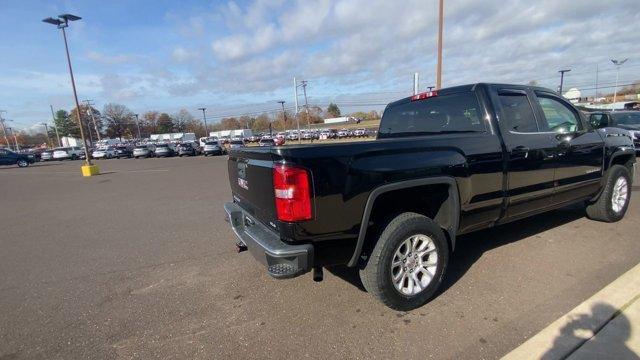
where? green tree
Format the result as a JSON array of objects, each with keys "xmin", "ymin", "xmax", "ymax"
[
  {"xmin": 54, "ymin": 109, "xmax": 80, "ymax": 138},
  {"xmin": 326, "ymin": 102, "xmax": 341, "ymax": 118},
  {"xmin": 157, "ymin": 113, "xmax": 174, "ymax": 133}
]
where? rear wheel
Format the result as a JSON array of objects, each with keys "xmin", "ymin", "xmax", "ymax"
[
  {"xmin": 586, "ymin": 165, "xmax": 631, "ymax": 222},
  {"xmin": 359, "ymin": 212, "xmax": 449, "ymax": 310}
]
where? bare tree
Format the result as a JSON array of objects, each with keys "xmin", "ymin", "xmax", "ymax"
[{"xmin": 103, "ymin": 103, "xmax": 134, "ymax": 139}]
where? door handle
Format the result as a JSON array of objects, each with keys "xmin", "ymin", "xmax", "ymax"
[{"xmin": 511, "ymin": 146, "xmax": 529, "ymax": 154}]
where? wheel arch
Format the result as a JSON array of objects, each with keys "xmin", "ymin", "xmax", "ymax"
[
  {"xmin": 607, "ymin": 148, "xmax": 635, "ymax": 170},
  {"xmin": 347, "ymin": 177, "xmax": 460, "ymax": 267}
]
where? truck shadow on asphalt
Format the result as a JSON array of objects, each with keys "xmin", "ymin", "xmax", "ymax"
[{"xmin": 328, "ymin": 203, "xmax": 586, "ymax": 295}]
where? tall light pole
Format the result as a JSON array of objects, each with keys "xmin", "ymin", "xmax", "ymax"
[
  {"xmin": 277, "ymin": 100, "xmax": 287, "ymax": 132},
  {"xmin": 133, "ymin": 113, "xmax": 141, "ymax": 139},
  {"xmin": 611, "ymin": 58, "xmax": 628, "ymax": 104},
  {"xmin": 435, "ymin": 0, "xmax": 444, "ymax": 90},
  {"xmin": 300, "ymin": 80, "xmax": 310, "ymax": 131},
  {"xmin": 198, "ymin": 108, "xmax": 208, "ymax": 137},
  {"xmin": 40, "ymin": 123, "xmax": 53, "ymax": 148},
  {"xmin": 43, "ymin": 14, "xmax": 93, "ymax": 166},
  {"xmin": 293, "ymin": 77, "xmax": 301, "ymax": 143},
  {"xmin": 558, "ymin": 69, "xmax": 571, "ymax": 94},
  {"xmin": 49, "ymin": 105, "xmax": 61, "ymax": 147}
]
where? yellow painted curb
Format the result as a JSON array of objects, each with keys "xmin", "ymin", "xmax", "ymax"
[{"xmin": 81, "ymin": 165, "xmax": 100, "ymax": 177}]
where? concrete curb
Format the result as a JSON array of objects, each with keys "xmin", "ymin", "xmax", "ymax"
[{"xmin": 502, "ymin": 262, "xmax": 640, "ymax": 360}]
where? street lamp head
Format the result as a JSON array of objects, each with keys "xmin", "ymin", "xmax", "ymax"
[
  {"xmin": 42, "ymin": 17, "xmax": 63, "ymax": 26},
  {"xmin": 611, "ymin": 59, "xmax": 628, "ymax": 66},
  {"xmin": 197, "ymin": 107, "xmax": 206, "ymax": 111},
  {"xmin": 59, "ymin": 14, "xmax": 81, "ymax": 22},
  {"xmin": 559, "ymin": 69, "xmax": 571, "ymax": 73}
]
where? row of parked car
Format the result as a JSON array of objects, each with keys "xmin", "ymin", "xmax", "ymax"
[
  {"xmin": 242, "ymin": 128, "xmax": 375, "ymax": 143},
  {"xmin": 34, "ymin": 141, "xmax": 226, "ymax": 162}
]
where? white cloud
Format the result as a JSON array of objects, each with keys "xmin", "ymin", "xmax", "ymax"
[
  {"xmin": 171, "ymin": 47, "xmax": 194, "ymax": 63},
  {"xmin": 86, "ymin": 51, "xmax": 135, "ymax": 65}
]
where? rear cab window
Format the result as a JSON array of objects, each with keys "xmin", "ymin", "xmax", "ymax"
[{"xmin": 378, "ymin": 92, "xmax": 485, "ymax": 139}]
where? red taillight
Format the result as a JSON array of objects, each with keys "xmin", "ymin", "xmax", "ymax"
[
  {"xmin": 410, "ymin": 90, "xmax": 438, "ymax": 101},
  {"xmin": 273, "ymin": 165, "xmax": 312, "ymax": 222}
]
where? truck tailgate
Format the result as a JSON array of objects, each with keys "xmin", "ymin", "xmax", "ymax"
[{"xmin": 227, "ymin": 148, "xmax": 279, "ymax": 229}]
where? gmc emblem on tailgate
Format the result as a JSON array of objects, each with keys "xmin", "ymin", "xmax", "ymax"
[{"xmin": 237, "ymin": 162, "xmax": 249, "ymax": 190}]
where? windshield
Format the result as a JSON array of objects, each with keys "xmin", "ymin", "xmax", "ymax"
[
  {"xmin": 231, "ymin": 140, "xmax": 243, "ymax": 145},
  {"xmin": 613, "ymin": 112, "xmax": 640, "ymax": 125},
  {"xmin": 260, "ymin": 139, "xmax": 274, "ymax": 143},
  {"xmin": 205, "ymin": 142, "xmax": 218, "ymax": 145},
  {"xmin": 378, "ymin": 92, "xmax": 484, "ymax": 139}
]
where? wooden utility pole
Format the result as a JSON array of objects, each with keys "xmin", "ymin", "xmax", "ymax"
[{"xmin": 436, "ymin": 0, "xmax": 444, "ymax": 90}]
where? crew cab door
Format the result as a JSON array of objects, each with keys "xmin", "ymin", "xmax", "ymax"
[
  {"xmin": 492, "ymin": 87, "xmax": 559, "ymax": 219},
  {"xmin": 531, "ymin": 91, "xmax": 604, "ymax": 204}
]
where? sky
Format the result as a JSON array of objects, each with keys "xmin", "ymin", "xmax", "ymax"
[{"xmin": 1, "ymin": 0, "xmax": 639, "ymax": 131}]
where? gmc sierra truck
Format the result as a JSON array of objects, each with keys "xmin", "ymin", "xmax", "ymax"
[{"xmin": 224, "ymin": 83, "xmax": 635, "ymax": 310}]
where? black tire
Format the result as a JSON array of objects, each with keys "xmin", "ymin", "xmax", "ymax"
[
  {"xmin": 71, "ymin": 154, "xmax": 78, "ymax": 160},
  {"xmin": 359, "ymin": 212, "xmax": 449, "ymax": 311},
  {"xmin": 586, "ymin": 165, "xmax": 631, "ymax": 222},
  {"xmin": 17, "ymin": 159, "xmax": 29, "ymax": 168}
]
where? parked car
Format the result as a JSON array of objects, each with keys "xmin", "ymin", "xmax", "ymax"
[
  {"xmin": 177, "ymin": 142, "xmax": 197, "ymax": 156},
  {"xmin": 589, "ymin": 111, "xmax": 640, "ymax": 152},
  {"xmin": 274, "ymin": 137, "xmax": 286, "ymax": 146},
  {"xmin": 258, "ymin": 138, "xmax": 276, "ymax": 147},
  {"xmin": 154, "ymin": 143, "xmax": 175, "ymax": 157},
  {"xmin": 354, "ymin": 128, "xmax": 367, "ymax": 137},
  {"xmin": 53, "ymin": 146, "xmax": 83, "ymax": 160},
  {"xmin": 203, "ymin": 141, "xmax": 224, "ymax": 156},
  {"xmin": 40, "ymin": 150, "xmax": 54, "ymax": 161},
  {"xmin": 0, "ymin": 148, "xmax": 35, "ymax": 167},
  {"xmin": 115, "ymin": 145, "xmax": 133, "ymax": 158},
  {"xmin": 92, "ymin": 146, "xmax": 117, "ymax": 159},
  {"xmin": 133, "ymin": 145, "xmax": 154, "ymax": 158},
  {"xmin": 229, "ymin": 139, "xmax": 245, "ymax": 150},
  {"xmin": 246, "ymin": 134, "xmax": 260, "ymax": 143},
  {"xmin": 337, "ymin": 129, "xmax": 350, "ymax": 138},
  {"xmin": 224, "ymin": 83, "xmax": 636, "ymax": 310}
]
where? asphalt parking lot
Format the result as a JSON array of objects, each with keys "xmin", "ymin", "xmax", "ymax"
[{"xmin": 0, "ymin": 157, "xmax": 638, "ymax": 359}]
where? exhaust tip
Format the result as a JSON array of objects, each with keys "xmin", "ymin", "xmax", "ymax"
[
  {"xmin": 313, "ymin": 266, "xmax": 323, "ymax": 282},
  {"xmin": 235, "ymin": 241, "xmax": 248, "ymax": 253}
]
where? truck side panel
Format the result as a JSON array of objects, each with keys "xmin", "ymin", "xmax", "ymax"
[{"xmin": 272, "ymin": 133, "xmax": 505, "ymax": 244}]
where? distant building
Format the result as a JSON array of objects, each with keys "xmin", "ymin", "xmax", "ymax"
[
  {"xmin": 324, "ymin": 116, "xmax": 355, "ymax": 124},
  {"xmin": 209, "ymin": 129, "xmax": 253, "ymax": 138},
  {"xmin": 149, "ymin": 132, "xmax": 197, "ymax": 142}
]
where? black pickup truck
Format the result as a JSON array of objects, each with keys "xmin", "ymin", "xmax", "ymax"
[{"xmin": 224, "ymin": 83, "xmax": 635, "ymax": 310}]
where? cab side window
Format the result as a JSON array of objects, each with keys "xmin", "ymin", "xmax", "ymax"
[
  {"xmin": 497, "ymin": 93, "xmax": 539, "ymax": 133},
  {"xmin": 535, "ymin": 96, "xmax": 581, "ymax": 133},
  {"xmin": 0, "ymin": 149, "xmax": 7, "ymax": 156}
]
